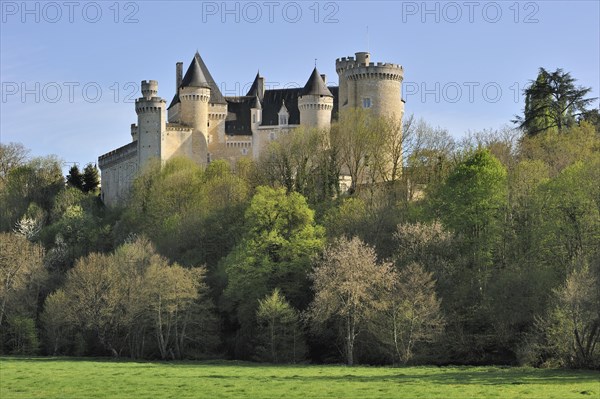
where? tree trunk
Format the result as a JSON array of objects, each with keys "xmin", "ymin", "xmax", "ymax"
[{"xmin": 346, "ymin": 314, "xmax": 354, "ymax": 366}]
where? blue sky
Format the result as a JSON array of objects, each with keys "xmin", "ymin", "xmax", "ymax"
[{"xmin": 1, "ymin": 0, "xmax": 598, "ymax": 171}]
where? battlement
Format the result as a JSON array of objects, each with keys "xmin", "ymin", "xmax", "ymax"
[
  {"xmin": 336, "ymin": 52, "xmax": 402, "ymax": 74},
  {"xmin": 141, "ymin": 80, "xmax": 159, "ymax": 98},
  {"xmin": 336, "ymin": 56, "xmax": 355, "ymax": 63},
  {"xmin": 345, "ymin": 64, "xmax": 404, "ymax": 82},
  {"xmin": 135, "ymin": 97, "xmax": 166, "ymax": 114},
  {"xmin": 98, "ymin": 141, "xmax": 137, "ymax": 168}
]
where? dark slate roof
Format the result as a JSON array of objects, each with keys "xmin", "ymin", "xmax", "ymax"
[
  {"xmin": 181, "ymin": 56, "xmax": 210, "ymax": 89},
  {"xmin": 225, "ymin": 96, "xmax": 255, "ymax": 135},
  {"xmin": 224, "ymin": 86, "xmax": 339, "ymax": 134},
  {"xmin": 261, "ymin": 88, "xmax": 301, "ymax": 126},
  {"xmin": 168, "ymin": 93, "xmax": 179, "ymax": 110},
  {"xmin": 246, "ymin": 72, "xmax": 264, "ymax": 101},
  {"xmin": 301, "ymin": 67, "xmax": 333, "ymax": 97},
  {"xmin": 259, "ymin": 85, "xmax": 339, "ymax": 126},
  {"xmin": 174, "ymin": 52, "xmax": 226, "ymax": 105}
]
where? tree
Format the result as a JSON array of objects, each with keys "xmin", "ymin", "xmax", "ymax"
[
  {"xmin": 0, "ymin": 233, "xmax": 46, "ymax": 330},
  {"xmin": 330, "ymin": 108, "xmax": 383, "ymax": 192},
  {"xmin": 220, "ymin": 186, "xmax": 324, "ymax": 358},
  {"xmin": 82, "ymin": 163, "xmax": 100, "ymax": 193},
  {"xmin": 5, "ymin": 315, "xmax": 39, "ymax": 354},
  {"xmin": 308, "ymin": 237, "xmax": 393, "ymax": 366},
  {"xmin": 41, "ymin": 237, "xmax": 218, "ymax": 359},
  {"xmin": 120, "ymin": 157, "xmax": 249, "ymax": 268},
  {"xmin": 403, "ymin": 119, "xmax": 456, "ymax": 199},
  {"xmin": 0, "ymin": 142, "xmax": 29, "ymax": 184},
  {"xmin": 375, "ymin": 263, "xmax": 444, "ymax": 364},
  {"xmin": 541, "ymin": 262, "xmax": 600, "ymax": 368},
  {"xmin": 257, "ymin": 126, "xmax": 338, "ymax": 203},
  {"xmin": 145, "ymin": 262, "xmax": 211, "ymax": 359},
  {"xmin": 255, "ymin": 288, "xmax": 305, "ymax": 363},
  {"xmin": 0, "ymin": 156, "xmax": 64, "ymax": 231},
  {"xmin": 514, "ymin": 68, "xmax": 597, "ymax": 136},
  {"xmin": 431, "ymin": 149, "xmax": 507, "ymax": 287},
  {"xmin": 66, "ymin": 165, "xmax": 84, "ymax": 191}
]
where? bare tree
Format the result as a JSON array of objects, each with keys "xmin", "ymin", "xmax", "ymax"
[
  {"xmin": 375, "ymin": 262, "xmax": 445, "ymax": 364},
  {"xmin": 308, "ymin": 236, "xmax": 393, "ymax": 365},
  {"xmin": 0, "ymin": 142, "xmax": 29, "ymax": 184}
]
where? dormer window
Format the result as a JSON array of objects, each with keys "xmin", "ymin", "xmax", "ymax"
[{"xmin": 278, "ymin": 100, "xmax": 289, "ymax": 126}]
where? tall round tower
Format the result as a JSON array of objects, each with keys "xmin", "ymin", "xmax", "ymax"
[
  {"xmin": 340, "ymin": 52, "xmax": 404, "ymax": 121},
  {"xmin": 336, "ymin": 52, "xmax": 404, "ymax": 122},
  {"xmin": 179, "ymin": 57, "xmax": 211, "ymax": 165},
  {"xmin": 298, "ymin": 67, "xmax": 334, "ymax": 130},
  {"xmin": 136, "ymin": 80, "xmax": 166, "ymax": 169}
]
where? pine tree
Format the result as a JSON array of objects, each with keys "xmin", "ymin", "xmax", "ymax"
[
  {"xmin": 66, "ymin": 165, "xmax": 84, "ymax": 190},
  {"xmin": 82, "ymin": 163, "xmax": 100, "ymax": 193}
]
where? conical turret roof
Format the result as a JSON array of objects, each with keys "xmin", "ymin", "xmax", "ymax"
[
  {"xmin": 181, "ymin": 56, "xmax": 210, "ymax": 89},
  {"xmin": 301, "ymin": 67, "xmax": 333, "ymax": 97},
  {"xmin": 246, "ymin": 71, "xmax": 264, "ymax": 101},
  {"xmin": 179, "ymin": 52, "xmax": 227, "ymax": 104}
]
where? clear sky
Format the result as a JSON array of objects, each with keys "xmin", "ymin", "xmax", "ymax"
[{"xmin": 1, "ymin": 0, "xmax": 598, "ymax": 170}]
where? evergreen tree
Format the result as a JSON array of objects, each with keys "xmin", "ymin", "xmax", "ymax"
[
  {"xmin": 66, "ymin": 165, "xmax": 83, "ymax": 190},
  {"xmin": 82, "ymin": 163, "xmax": 100, "ymax": 193},
  {"xmin": 514, "ymin": 68, "xmax": 597, "ymax": 136}
]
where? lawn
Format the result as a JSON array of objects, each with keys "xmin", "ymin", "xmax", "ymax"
[{"xmin": 0, "ymin": 357, "xmax": 598, "ymax": 398}]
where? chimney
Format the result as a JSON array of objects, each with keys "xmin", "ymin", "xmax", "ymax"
[
  {"xmin": 320, "ymin": 74, "xmax": 327, "ymax": 84},
  {"xmin": 176, "ymin": 62, "xmax": 183, "ymax": 90}
]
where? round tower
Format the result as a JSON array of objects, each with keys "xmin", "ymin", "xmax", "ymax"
[
  {"xmin": 298, "ymin": 67, "xmax": 334, "ymax": 130},
  {"xmin": 136, "ymin": 80, "xmax": 166, "ymax": 169},
  {"xmin": 179, "ymin": 85, "xmax": 210, "ymax": 164},
  {"xmin": 335, "ymin": 56, "xmax": 354, "ymax": 110},
  {"xmin": 178, "ymin": 55, "xmax": 212, "ymax": 165},
  {"xmin": 343, "ymin": 52, "xmax": 404, "ymax": 122}
]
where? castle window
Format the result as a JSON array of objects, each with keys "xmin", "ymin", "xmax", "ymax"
[
  {"xmin": 270, "ymin": 132, "xmax": 276, "ymax": 141},
  {"xmin": 279, "ymin": 115, "xmax": 288, "ymax": 125},
  {"xmin": 362, "ymin": 98, "xmax": 372, "ymax": 108},
  {"xmin": 252, "ymin": 114, "xmax": 256, "ymax": 123}
]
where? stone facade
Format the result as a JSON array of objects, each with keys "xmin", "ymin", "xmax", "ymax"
[{"xmin": 98, "ymin": 51, "xmax": 404, "ymax": 206}]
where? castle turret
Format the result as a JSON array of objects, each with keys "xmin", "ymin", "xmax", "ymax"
[
  {"xmin": 135, "ymin": 80, "xmax": 166, "ymax": 168},
  {"xmin": 250, "ymin": 94, "xmax": 262, "ymax": 131},
  {"xmin": 336, "ymin": 51, "xmax": 404, "ymax": 121},
  {"xmin": 298, "ymin": 67, "xmax": 334, "ymax": 130},
  {"xmin": 179, "ymin": 55, "xmax": 211, "ymax": 165}
]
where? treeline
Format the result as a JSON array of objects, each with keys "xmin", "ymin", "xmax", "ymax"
[{"xmin": 1, "ymin": 70, "xmax": 599, "ymax": 368}]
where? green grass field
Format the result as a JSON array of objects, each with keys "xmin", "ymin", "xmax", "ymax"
[{"xmin": 1, "ymin": 357, "xmax": 598, "ymax": 399}]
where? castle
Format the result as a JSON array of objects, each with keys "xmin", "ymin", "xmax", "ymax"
[{"xmin": 98, "ymin": 51, "xmax": 404, "ymax": 206}]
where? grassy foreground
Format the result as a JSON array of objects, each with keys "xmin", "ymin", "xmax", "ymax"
[{"xmin": 1, "ymin": 357, "xmax": 598, "ymax": 399}]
